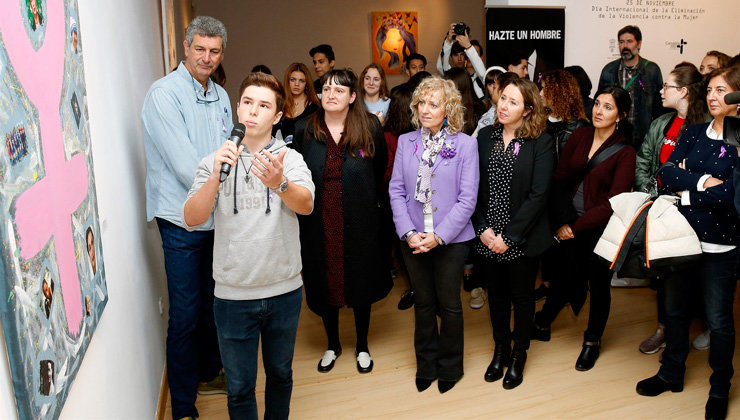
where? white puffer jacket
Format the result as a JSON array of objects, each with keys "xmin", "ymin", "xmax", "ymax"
[{"xmin": 594, "ymin": 192, "xmax": 702, "ymax": 270}]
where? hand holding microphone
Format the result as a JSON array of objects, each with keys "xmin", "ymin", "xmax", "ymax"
[{"xmin": 218, "ymin": 123, "xmax": 246, "ymax": 182}]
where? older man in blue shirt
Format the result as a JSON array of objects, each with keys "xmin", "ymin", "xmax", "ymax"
[{"xmin": 142, "ymin": 16, "xmax": 232, "ymax": 420}]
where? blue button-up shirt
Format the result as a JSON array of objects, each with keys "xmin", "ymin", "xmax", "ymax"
[{"xmin": 142, "ymin": 62, "xmax": 233, "ymax": 230}]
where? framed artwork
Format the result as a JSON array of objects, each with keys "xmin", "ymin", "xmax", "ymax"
[
  {"xmin": 0, "ymin": 0, "xmax": 108, "ymax": 418},
  {"xmin": 371, "ymin": 11, "xmax": 418, "ymax": 76}
]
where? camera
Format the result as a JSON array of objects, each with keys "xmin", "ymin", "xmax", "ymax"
[
  {"xmin": 453, "ymin": 22, "xmax": 470, "ymax": 37},
  {"xmin": 722, "ymin": 91, "xmax": 740, "ymax": 147}
]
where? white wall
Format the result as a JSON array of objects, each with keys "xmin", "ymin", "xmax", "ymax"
[
  {"xmin": 485, "ymin": 0, "xmax": 739, "ymax": 96},
  {"xmin": 0, "ymin": 0, "xmax": 169, "ymax": 418}
]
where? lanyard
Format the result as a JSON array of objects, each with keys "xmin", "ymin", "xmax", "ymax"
[{"xmin": 624, "ymin": 72, "xmax": 640, "ymax": 90}]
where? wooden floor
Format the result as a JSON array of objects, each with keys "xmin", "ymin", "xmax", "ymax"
[{"xmin": 165, "ymin": 278, "xmax": 740, "ymax": 419}]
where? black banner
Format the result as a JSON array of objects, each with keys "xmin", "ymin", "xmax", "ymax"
[{"xmin": 486, "ymin": 7, "xmax": 565, "ymax": 81}]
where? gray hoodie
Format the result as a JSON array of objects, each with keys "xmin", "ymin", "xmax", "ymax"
[{"xmin": 183, "ymin": 138, "xmax": 315, "ymax": 300}]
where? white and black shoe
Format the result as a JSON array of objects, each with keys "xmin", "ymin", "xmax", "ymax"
[
  {"xmin": 356, "ymin": 351, "xmax": 373, "ymax": 373},
  {"xmin": 317, "ymin": 348, "xmax": 341, "ymax": 373}
]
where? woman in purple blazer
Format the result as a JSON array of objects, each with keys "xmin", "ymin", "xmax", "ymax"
[{"xmin": 389, "ymin": 76, "xmax": 479, "ymax": 394}]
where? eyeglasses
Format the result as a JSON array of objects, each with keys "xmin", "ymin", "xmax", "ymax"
[
  {"xmin": 191, "ymin": 73, "xmax": 220, "ymax": 104},
  {"xmin": 662, "ymin": 83, "xmax": 682, "ymax": 90}
]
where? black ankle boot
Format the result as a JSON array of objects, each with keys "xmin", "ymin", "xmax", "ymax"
[
  {"xmin": 484, "ymin": 343, "xmax": 511, "ymax": 382},
  {"xmin": 575, "ymin": 340, "xmax": 600, "ymax": 371},
  {"xmin": 705, "ymin": 396, "xmax": 728, "ymax": 420},
  {"xmin": 635, "ymin": 374, "xmax": 683, "ymax": 396},
  {"xmin": 415, "ymin": 378, "xmax": 433, "ymax": 392},
  {"xmin": 503, "ymin": 349, "xmax": 527, "ymax": 389},
  {"xmin": 532, "ymin": 311, "xmax": 551, "ymax": 342}
]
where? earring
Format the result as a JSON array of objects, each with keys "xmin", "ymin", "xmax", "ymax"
[{"xmin": 442, "ymin": 117, "xmax": 449, "ymax": 128}]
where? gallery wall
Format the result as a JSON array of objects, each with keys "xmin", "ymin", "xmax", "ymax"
[
  {"xmin": 0, "ymin": 0, "xmax": 169, "ymax": 418},
  {"xmin": 485, "ymin": 0, "xmax": 739, "ymax": 96},
  {"xmin": 194, "ymin": 0, "xmax": 488, "ymax": 103}
]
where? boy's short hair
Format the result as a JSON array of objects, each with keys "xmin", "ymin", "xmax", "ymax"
[
  {"xmin": 309, "ymin": 44, "xmax": 335, "ymax": 61},
  {"xmin": 238, "ymin": 72, "xmax": 285, "ymax": 113},
  {"xmin": 405, "ymin": 53, "xmax": 427, "ymax": 69}
]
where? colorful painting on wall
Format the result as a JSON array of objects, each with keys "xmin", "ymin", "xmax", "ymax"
[
  {"xmin": 371, "ymin": 11, "xmax": 419, "ymax": 76},
  {"xmin": 0, "ymin": 0, "xmax": 108, "ymax": 418}
]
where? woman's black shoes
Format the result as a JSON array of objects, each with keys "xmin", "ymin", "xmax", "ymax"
[
  {"xmin": 705, "ymin": 396, "xmax": 728, "ymax": 420},
  {"xmin": 398, "ymin": 289, "xmax": 415, "ymax": 310},
  {"xmin": 317, "ymin": 348, "xmax": 341, "ymax": 373},
  {"xmin": 503, "ymin": 350, "xmax": 527, "ymax": 389},
  {"xmin": 531, "ymin": 323, "xmax": 551, "ymax": 342},
  {"xmin": 575, "ymin": 340, "xmax": 600, "ymax": 371},
  {"xmin": 484, "ymin": 344, "xmax": 511, "ymax": 382},
  {"xmin": 635, "ymin": 374, "xmax": 684, "ymax": 396},
  {"xmin": 438, "ymin": 379, "xmax": 457, "ymax": 393},
  {"xmin": 415, "ymin": 378, "xmax": 433, "ymax": 392}
]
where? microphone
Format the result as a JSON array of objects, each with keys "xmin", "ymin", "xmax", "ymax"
[
  {"xmin": 724, "ymin": 91, "xmax": 740, "ymax": 106},
  {"xmin": 219, "ymin": 123, "xmax": 246, "ymax": 183}
]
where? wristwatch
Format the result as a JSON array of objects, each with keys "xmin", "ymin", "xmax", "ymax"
[{"xmin": 272, "ymin": 177, "xmax": 289, "ymax": 194}]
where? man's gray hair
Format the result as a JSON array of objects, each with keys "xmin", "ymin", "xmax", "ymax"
[{"xmin": 185, "ymin": 16, "xmax": 227, "ymax": 48}]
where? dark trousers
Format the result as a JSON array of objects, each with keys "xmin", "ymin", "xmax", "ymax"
[
  {"xmin": 156, "ymin": 218, "xmax": 222, "ymax": 419},
  {"xmin": 214, "ymin": 288, "xmax": 303, "ymax": 420},
  {"xmin": 401, "ymin": 242, "xmax": 468, "ymax": 381},
  {"xmin": 321, "ymin": 304, "xmax": 371, "ymax": 353},
  {"xmin": 479, "ymin": 256, "xmax": 538, "ymax": 350},
  {"xmin": 538, "ymin": 228, "xmax": 612, "ymax": 341},
  {"xmin": 658, "ymin": 249, "xmax": 738, "ymax": 398}
]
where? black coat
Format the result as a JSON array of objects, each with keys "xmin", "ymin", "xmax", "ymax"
[
  {"xmin": 472, "ymin": 126, "xmax": 556, "ymax": 257},
  {"xmin": 292, "ymin": 116, "xmax": 392, "ymax": 315}
]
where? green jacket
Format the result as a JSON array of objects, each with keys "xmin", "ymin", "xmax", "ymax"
[{"xmin": 635, "ymin": 113, "xmax": 680, "ymax": 196}]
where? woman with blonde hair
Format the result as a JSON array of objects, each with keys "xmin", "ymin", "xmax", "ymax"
[
  {"xmin": 274, "ymin": 62, "xmax": 320, "ymax": 142},
  {"xmin": 475, "ymin": 78, "xmax": 555, "ymax": 389},
  {"xmin": 389, "ymin": 76, "xmax": 479, "ymax": 393}
]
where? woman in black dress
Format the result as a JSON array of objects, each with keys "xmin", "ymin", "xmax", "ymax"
[{"xmin": 292, "ymin": 69, "xmax": 391, "ymax": 375}]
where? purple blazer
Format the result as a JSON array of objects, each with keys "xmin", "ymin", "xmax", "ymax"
[{"xmin": 389, "ymin": 129, "xmax": 479, "ymax": 244}]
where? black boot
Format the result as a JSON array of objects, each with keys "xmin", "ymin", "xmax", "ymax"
[
  {"xmin": 503, "ymin": 349, "xmax": 527, "ymax": 389},
  {"xmin": 484, "ymin": 343, "xmax": 511, "ymax": 382},
  {"xmin": 705, "ymin": 396, "xmax": 728, "ymax": 420},
  {"xmin": 531, "ymin": 311, "xmax": 551, "ymax": 342},
  {"xmin": 575, "ymin": 340, "xmax": 600, "ymax": 371}
]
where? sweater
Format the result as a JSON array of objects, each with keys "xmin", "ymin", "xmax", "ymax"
[
  {"xmin": 183, "ymin": 138, "xmax": 315, "ymax": 300},
  {"xmin": 550, "ymin": 126, "xmax": 636, "ymax": 233},
  {"xmin": 658, "ymin": 122, "xmax": 738, "ymax": 246}
]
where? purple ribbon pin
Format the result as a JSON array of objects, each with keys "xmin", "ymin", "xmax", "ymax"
[
  {"xmin": 720, "ymin": 146, "xmax": 727, "ymax": 158},
  {"xmin": 513, "ymin": 142, "xmax": 521, "ymax": 156}
]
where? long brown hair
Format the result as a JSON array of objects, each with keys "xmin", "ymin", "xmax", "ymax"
[
  {"xmin": 282, "ymin": 62, "xmax": 319, "ymax": 118},
  {"xmin": 309, "ymin": 69, "xmax": 376, "ymax": 158},
  {"xmin": 444, "ymin": 67, "xmax": 477, "ymax": 135},
  {"xmin": 495, "ymin": 78, "xmax": 546, "ymax": 139},
  {"xmin": 670, "ymin": 64, "xmax": 707, "ymax": 125},
  {"xmin": 541, "ymin": 69, "xmax": 587, "ymax": 122},
  {"xmin": 359, "ymin": 63, "xmax": 390, "ymax": 100}
]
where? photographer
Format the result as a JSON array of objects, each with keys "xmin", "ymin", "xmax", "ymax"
[{"xmin": 436, "ymin": 22, "xmax": 487, "ymax": 100}]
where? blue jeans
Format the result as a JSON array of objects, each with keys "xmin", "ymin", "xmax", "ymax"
[
  {"xmin": 156, "ymin": 218, "xmax": 222, "ymax": 419},
  {"xmin": 658, "ymin": 248, "xmax": 739, "ymax": 398},
  {"xmin": 214, "ymin": 287, "xmax": 303, "ymax": 420}
]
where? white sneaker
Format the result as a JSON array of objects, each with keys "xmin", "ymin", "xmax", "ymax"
[
  {"xmin": 470, "ymin": 287, "xmax": 487, "ymax": 309},
  {"xmin": 692, "ymin": 329, "xmax": 710, "ymax": 350}
]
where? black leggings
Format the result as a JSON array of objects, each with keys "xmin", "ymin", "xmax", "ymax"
[
  {"xmin": 321, "ymin": 304, "xmax": 371, "ymax": 353},
  {"xmin": 538, "ymin": 228, "xmax": 612, "ymax": 342}
]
